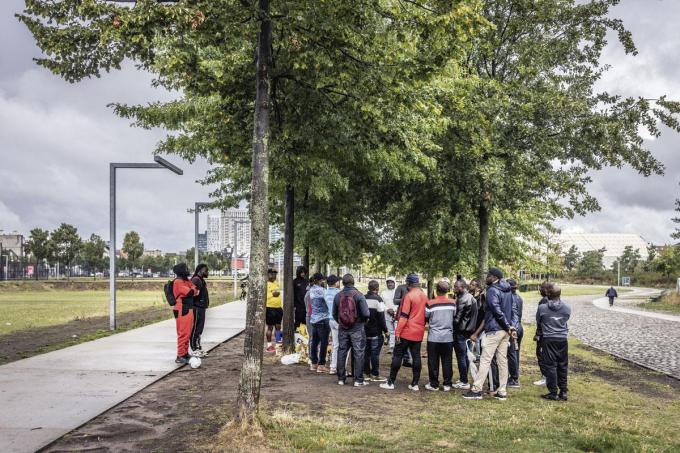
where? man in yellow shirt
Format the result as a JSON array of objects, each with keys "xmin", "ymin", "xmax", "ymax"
[{"xmin": 265, "ymin": 268, "xmax": 283, "ymax": 352}]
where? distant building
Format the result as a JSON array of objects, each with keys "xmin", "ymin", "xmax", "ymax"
[
  {"xmin": 207, "ymin": 214, "xmax": 221, "ymax": 252},
  {"xmin": 142, "ymin": 249, "xmax": 163, "ymax": 257},
  {"xmin": 557, "ymin": 232, "xmax": 649, "ymax": 268},
  {"xmin": 197, "ymin": 231, "xmax": 207, "ymax": 252},
  {"xmin": 0, "ymin": 232, "xmax": 24, "ymax": 259}
]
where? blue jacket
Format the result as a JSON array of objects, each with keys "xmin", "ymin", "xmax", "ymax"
[
  {"xmin": 484, "ymin": 279, "xmax": 515, "ymax": 333},
  {"xmin": 605, "ymin": 287, "xmax": 618, "ymax": 298},
  {"xmin": 309, "ymin": 284, "xmax": 329, "ymax": 324},
  {"xmin": 511, "ymin": 292, "xmax": 523, "ymax": 330}
]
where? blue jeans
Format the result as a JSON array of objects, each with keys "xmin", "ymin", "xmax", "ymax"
[
  {"xmin": 363, "ymin": 336, "xmax": 383, "ymax": 376},
  {"xmin": 453, "ymin": 333, "xmax": 470, "ymax": 384},
  {"xmin": 310, "ymin": 319, "xmax": 330, "ymax": 365}
]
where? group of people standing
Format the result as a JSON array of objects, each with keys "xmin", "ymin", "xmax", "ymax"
[{"xmin": 270, "ymin": 265, "xmax": 571, "ymax": 401}]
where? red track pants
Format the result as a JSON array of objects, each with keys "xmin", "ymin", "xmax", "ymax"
[{"xmin": 174, "ymin": 307, "xmax": 194, "ymax": 357}]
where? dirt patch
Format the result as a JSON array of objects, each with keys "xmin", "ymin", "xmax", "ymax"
[
  {"xmin": 571, "ymin": 344, "xmax": 680, "ymax": 398},
  {"xmin": 0, "ymin": 306, "xmax": 172, "ymax": 365}
]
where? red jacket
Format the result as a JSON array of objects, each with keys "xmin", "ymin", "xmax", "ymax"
[
  {"xmin": 173, "ymin": 278, "xmax": 198, "ymax": 311},
  {"xmin": 395, "ymin": 287, "xmax": 427, "ymax": 341}
]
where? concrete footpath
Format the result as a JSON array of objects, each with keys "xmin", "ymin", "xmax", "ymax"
[
  {"xmin": 592, "ymin": 287, "xmax": 680, "ymax": 322},
  {"xmin": 0, "ymin": 300, "xmax": 246, "ymax": 453}
]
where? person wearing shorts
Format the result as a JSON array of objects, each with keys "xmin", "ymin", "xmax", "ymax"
[{"xmin": 265, "ymin": 268, "xmax": 283, "ymax": 352}]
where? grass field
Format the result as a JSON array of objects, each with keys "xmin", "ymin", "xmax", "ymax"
[
  {"xmin": 0, "ymin": 285, "xmax": 236, "ymax": 336},
  {"xmin": 641, "ymin": 291, "xmax": 680, "ymax": 315},
  {"xmin": 215, "ymin": 326, "xmax": 680, "ymax": 453}
]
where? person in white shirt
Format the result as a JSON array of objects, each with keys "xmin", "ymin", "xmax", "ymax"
[{"xmin": 380, "ymin": 276, "xmax": 397, "ymax": 353}]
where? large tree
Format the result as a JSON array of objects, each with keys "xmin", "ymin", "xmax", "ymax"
[
  {"xmin": 122, "ymin": 231, "xmax": 144, "ymax": 271},
  {"xmin": 24, "ymin": 228, "xmax": 52, "ymax": 280},
  {"xmin": 82, "ymin": 233, "xmax": 107, "ymax": 277},
  {"xmin": 440, "ymin": 0, "xmax": 680, "ymax": 282},
  {"xmin": 50, "ymin": 223, "xmax": 82, "ymax": 280}
]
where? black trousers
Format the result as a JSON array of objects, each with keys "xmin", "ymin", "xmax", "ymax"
[
  {"xmin": 507, "ymin": 327, "xmax": 524, "ymax": 380},
  {"xmin": 190, "ymin": 307, "xmax": 206, "ymax": 351},
  {"xmin": 536, "ymin": 336, "xmax": 548, "ymax": 377},
  {"xmin": 389, "ymin": 339, "xmax": 422, "ymax": 386},
  {"xmin": 427, "ymin": 341, "xmax": 453, "ymax": 387},
  {"xmin": 541, "ymin": 338, "xmax": 569, "ymax": 394}
]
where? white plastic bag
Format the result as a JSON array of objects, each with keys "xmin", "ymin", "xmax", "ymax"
[
  {"xmin": 466, "ymin": 339, "xmax": 479, "ymax": 381},
  {"xmin": 280, "ymin": 353, "xmax": 301, "ymax": 365}
]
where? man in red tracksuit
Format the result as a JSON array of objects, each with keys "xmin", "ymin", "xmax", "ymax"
[
  {"xmin": 172, "ymin": 263, "xmax": 198, "ymax": 364},
  {"xmin": 380, "ymin": 273, "xmax": 428, "ymax": 391}
]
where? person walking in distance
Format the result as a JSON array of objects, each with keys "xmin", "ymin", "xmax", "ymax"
[
  {"xmin": 463, "ymin": 268, "xmax": 517, "ymax": 401},
  {"xmin": 537, "ymin": 284, "xmax": 571, "ymax": 401},
  {"xmin": 506, "ymin": 278, "xmax": 524, "ymax": 388},
  {"xmin": 424, "ymin": 280, "xmax": 456, "ymax": 391},
  {"xmin": 380, "ymin": 273, "xmax": 428, "ymax": 391},
  {"xmin": 606, "ymin": 286, "xmax": 618, "ymax": 307},
  {"xmin": 190, "ymin": 263, "xmax": 210, "ymax": 358},
  {"xmin": 324, "ymin": 274, "xmax": 341, "ymax": 374},
  {"xmin": 333, "ymin": 274, "xmax": 370, "ymax": 386},
  {"xmin": 533, "ymin": 281, "xmax": 553, "ymax": 386},
  {"xmin": 265, "ymin": 268, "xmax": 283, "ymax": 353},
  {"xmin": 172, "ymin": 263, "xmax": 198, "ymax": 364},
  {"xmin": 381, "ymin": 277, "xmax": 397, "ymax": 353},
  {"xmin": 452, "ymin": 280, "xmax": 478, "ymax": 390}
]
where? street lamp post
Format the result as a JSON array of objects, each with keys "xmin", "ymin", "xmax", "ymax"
[
  {"xmin": 109, "ymin": 156, "xmax": 183, "ymax": 330},
  {"xmin": 193, "ymin": 202, "xmax": 210, "ymax": 269}
]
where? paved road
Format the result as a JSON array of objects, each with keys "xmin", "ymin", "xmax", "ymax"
[
  {"xmin": 525, "ymin": 288, "xmax": 680, "ymax": 379},
  {"xmin": 0, "ymin": 300, "xmax": 246, "ymax": 453}
]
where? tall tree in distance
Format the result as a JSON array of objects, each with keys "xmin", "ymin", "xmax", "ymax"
[
  {"xmin": 122, "ymin": 231, "xmax": 144, "ymax": 272},
  {"xmin": 24, "ymin": 228, "xmax": 52, "ymax": 280},
  {"xmin": 50, "ymin": 223, "xmax": 82, "ymax": 280},
  {"xmin": 564, "ymin": 245, "xmax": 580, "ymax": 272},
  {"xmin": 82, "ymin": 233, "xmax": 107, "ymax": 278},
  {"xmin": 672, "ymin": 182, "xmax": 680, "ymax": 241}
]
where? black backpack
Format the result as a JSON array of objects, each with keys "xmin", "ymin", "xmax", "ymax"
[{"xmin": 164, "ymin": 279, "xmax": 177, "ymax": 307}]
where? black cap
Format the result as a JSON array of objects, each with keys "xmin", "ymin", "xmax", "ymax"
[
  {"xmin": 507, "ymin": 278, "xmax": 518, "ymax": 287},
  {"xmin": 487, "ymin": 267, "xmax": 503, "ymax": 280}
]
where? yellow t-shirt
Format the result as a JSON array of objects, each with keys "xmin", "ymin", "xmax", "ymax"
[{"xmin": 266, "ymin": 281, "xmax": 282, "ymax": 308}]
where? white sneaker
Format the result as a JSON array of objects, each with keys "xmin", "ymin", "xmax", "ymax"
[
  {"xmin": 443, "ymin": 385, "xmax": 452, "ymax": 392},
  {"xmin": 380, "ymin": 382, "xmax": 395, "ymax": 390},
  {"xmin": 329, "ymin": 367, "xmax": 337, "ymax": 375},
  {"xmin": 338, "ymin": 380, "xmax": 345, "ymax": 386},
  {"xmin": 452, "ymin": 381, "xmax": 470, "ymax": 390},
  {"xmin": 408, "ymin": 384, "xmax": 420, "ymax": 391},
  {"xmin": 533, "ymin": 377, "xmax": 547, "ymax": 386},
  {"xmin": 354, "ymin": 381, "xmax": 369, "ymax": 387},
  {"xmin": 425, "ymin": 383, "xmax": 438, "ymax": 391}
]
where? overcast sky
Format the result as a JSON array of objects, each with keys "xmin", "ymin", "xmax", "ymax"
[{"xmin": 1, "ymin": 1, "xmax": 679, "ymax": 251}]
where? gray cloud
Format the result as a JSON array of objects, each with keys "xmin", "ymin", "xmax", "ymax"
[{"xmin": 1, "ymin": 0, "xmax": 679, "ymax": 250}]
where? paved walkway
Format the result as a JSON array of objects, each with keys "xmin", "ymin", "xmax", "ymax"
[
  {"xmin": 525, "ymin": 287, "xmax": 680, "ymax": 379},
  {"xmin": 0, "ymin": 300, "xmax": 246, "ymax": 453}
]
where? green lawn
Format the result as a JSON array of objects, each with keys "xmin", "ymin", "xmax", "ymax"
[
  {"xmin": 520, "ymin": 285, "xmax": 631, "ymax": 298},
  {"xmin": 640, "ymin": 291, "xmax": 680, "ymax": 315},
  {"xmin": 217, "ymin": 326, "xmax": 680, "ymax": 452},
  {"xmin": 0, "ymin": 290, "xmax": 169, "ymax": 335}
]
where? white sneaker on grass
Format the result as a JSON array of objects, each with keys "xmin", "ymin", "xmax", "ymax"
[
  {"xmin": 408, "ymin": 384, "xmax": 420, "ymax": 391},
  {"xmin": 533, "ymin": 377, "xmax": 547, "ymax": 386},
  {"xmin": 452, "ymin": 381, "xmax": 470, "ymax": 390},
  {"xmin": 354, "ymin": 381, "xmax": 369, "ymax": 387},
  {"xmin": 380, "ymin": 382, "xmax": 395, "ymax": 390},
  {"xmin": 443, "ymin": 385, "xmax": 452, "ymax": 392},
  {"xmin": 424, "ymin": 383, "xmax": 438, "ymax": 391}
]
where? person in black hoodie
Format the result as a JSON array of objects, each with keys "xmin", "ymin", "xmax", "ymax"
[
  {"xmin": 533, "ymin": 281, "xmax": 553, "ymax": 386},
  {"xmin": 190, "ymin": 263, "xmax": 210, "ymax": 357},
  {"xmin": 363, "ymin": 280, "xmax": 388, "ymax": 381},
  {"xmin": 293, "ymin": 266, "xmax": 309, "ymax": 328}
]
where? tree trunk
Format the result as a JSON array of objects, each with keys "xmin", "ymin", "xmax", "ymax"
[
  {"xmin": 282, "ymin": 184, "xmax": 296, "ymax": 354},
  {"xmin": 236, "ymin": 0, "xmax": 271, "ymax": 424},
  {"xmin": 477, "ymin": 202, "xmax": 490, "ymax": 286}
]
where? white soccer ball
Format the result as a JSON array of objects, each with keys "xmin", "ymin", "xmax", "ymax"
[{"xmin": 189, "ymin": 356, "xmax": 202, "ymax": 369}]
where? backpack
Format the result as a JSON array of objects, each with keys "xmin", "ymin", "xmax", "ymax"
[
  {"xmin": 338, "ymin": 289, "xmax": 359, "ymax": 328},
  {"xmin": 164, "ymin": 279, "xmax": 177, "ymax": 307}
]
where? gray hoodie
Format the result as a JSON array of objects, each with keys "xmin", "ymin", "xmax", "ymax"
[{"xmin": 536, "ymin": 299, "xmax": 571, "ymax": 339}]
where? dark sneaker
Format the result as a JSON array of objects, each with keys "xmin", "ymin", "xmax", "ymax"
[
  {"xmin": 541, "ymin": 393, "xmax": 559, "ymax": 401},
  {"xmin": 402, "ymin": 361, "xmax": 413, "ymax": 368},
  {"xmin": 558, "ymin": 392, "xmax": 568, "ymax": 401},
  {"xmin": 494, "ymin": 393, "xmax": 507, "ymax": 401},
  {"xmin": 462, "ymin": 390, "xmax": 483, "ymax": 400},
  {"xmin": 507, "ymin": 379, "xmax": 520, "ymax": 388},
  {"xmin": 175, "ymin": 356, "xmax": 189, "ymax": 364}
]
